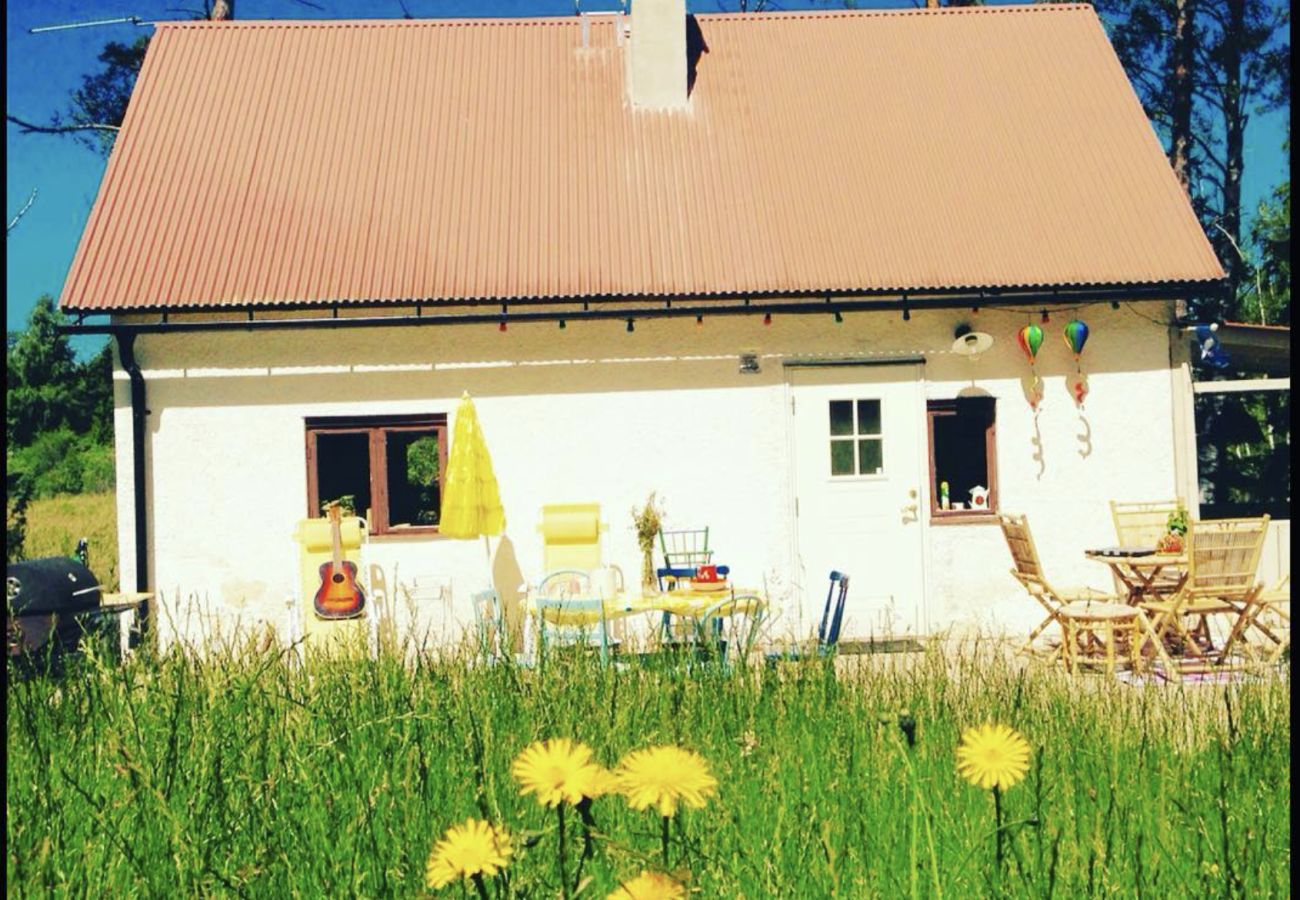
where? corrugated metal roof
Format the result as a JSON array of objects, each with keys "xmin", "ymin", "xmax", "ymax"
[{"xmin": 60, "ymin": 4, "xmax": 1225, "ymax": 313}]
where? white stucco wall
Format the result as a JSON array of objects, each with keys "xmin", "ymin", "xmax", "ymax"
[{"xmin": 112, "ymin": 303, "xmax": 1185, "ymax": 651}]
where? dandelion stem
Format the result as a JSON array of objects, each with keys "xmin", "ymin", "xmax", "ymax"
[
  {"xmin": 573, "ymin": 799, "xmax": 596, "ymax": 892},
  {"xmin": 993, "ymin": 785, "xmax": 1005, "ymax": 880},
  {"xmin": 557, "ymin": 804, "xmax": 571, "ymax": 900},
  {"xmin": 661, "ymin": 814, "xmax": 671, "ymax": 868},
  {"xmin": 471, "ymin": 872, "xmax": 490, "ymax": 900}
]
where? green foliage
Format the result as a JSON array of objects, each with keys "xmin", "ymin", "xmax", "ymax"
[
  {"xmin": 1247, "ymin": 174, "xmax": 1291, "ymax": 325},
  {"xmin": 61, "ymin": 36, "xmax": 150, "ymax": 156},
  {"xmin": 404, "ymin": 435, "xmax": 441, "ymax": 525},
  {"xmin": 320, "ymin": 495, "xmax": 357, "ymax": 516},
  {"xmin": 1165, "ymin": 502, "xmax": 1190, "ymax": 536},
  {"xmin": 10, "ymin": 430, "xmax": 116, "ymax": 498},
  {"xmin": 5, "ymin": 472, "xmax": 32, "ymax": 563},
  {"xmin": 1195, "ymin": 391, "xmax": 1291, "ymax": 516},
  {"xmin": 4, "ymin": 645, "xmax": 1290, "ymax": 895},
  {"xmin": 6, "ymin": 296, "xmax": 115, "ymax": 504}
]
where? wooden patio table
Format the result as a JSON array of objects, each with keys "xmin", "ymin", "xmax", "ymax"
[{"xmin": 1085, "ymin": 548, "xmax": 1188, "ymax": 606}]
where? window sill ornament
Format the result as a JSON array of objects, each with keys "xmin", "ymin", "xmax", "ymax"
[{"xmin": 968, "ymin": 485, "xmax": 990, "ymax": 510}]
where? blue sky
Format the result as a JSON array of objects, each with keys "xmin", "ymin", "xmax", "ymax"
[{"xmin": 6, "ymin": 0, "xmax": 1289, "ymax": 358}]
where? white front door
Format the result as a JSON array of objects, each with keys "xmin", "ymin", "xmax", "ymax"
[{"xmin": 788, "ymin": 363, "xmax": 927, "ymax": 641}]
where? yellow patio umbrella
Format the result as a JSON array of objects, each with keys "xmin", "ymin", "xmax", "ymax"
[{"xmin": 440, "ymin": 392, "xmax": 506, "ymax": 541}]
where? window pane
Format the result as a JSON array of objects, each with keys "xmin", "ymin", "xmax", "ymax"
[
  {"xmin": 315, "ymin": 432, "xmax": 372, "ymax": 520},
  {"xmin": 858, "ymin": 438, "xmax": 883, "ymax": 475},
  {"xmin": 931, "ymin": 400, "xmax": 994, "ymax": 511},
  {"xmin": 387, "ymin": 430, "xmax": 441, "ymax": 527},
  {"xmin": 829, "ymin": 400, "xmax": 853, "ymax": 436},
  {"xmin": 857, "ymin": 399, "xmax": 881, "ymax": 435},
  {"xmin": 830, "ymin": 440, "xmax": 855, "ymax": 476}
]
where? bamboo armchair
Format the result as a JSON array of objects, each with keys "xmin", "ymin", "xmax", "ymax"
[
  {"xmin": 1110, "ymin": 500, "xmax": 1182, "ymax": 547},
  {"xmin": 1139, "ymin": 517, "xmax": 1270, "ymax": 670},
  {"xmin": 998, "ymin": 513, "xmax": 1167, "ymax": 674},
  {"xmin": 1110, "ymin": 499, "xmax": 1185, "ymax": 594},
  {"xmin": 1232, "ymin": 573, "xmax": 1289, "ymax": 665}
]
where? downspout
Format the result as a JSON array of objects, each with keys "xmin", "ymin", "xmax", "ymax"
[{"xmin": 115, "ymin": 333, "xmax": 150, "ymax": 595}]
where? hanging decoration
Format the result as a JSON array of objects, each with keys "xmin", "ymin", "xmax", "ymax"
[
  {"xmin": 1062, "ymin": 318, "xmax": 1090, "ymax": 406},
  {"xmin": 1016, "ymin": 324, "xmax": 1044, "ymax": 409}
]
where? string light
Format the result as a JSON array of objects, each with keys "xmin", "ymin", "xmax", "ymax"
[
  {"xmin": 902, "ymin": 305, "xmax": 911, "ymax": 322},
  {"xmin": 1040, "ymin": 309, "xmax": 1050, "ymax": 323},
  {"xmin": 763, "ymin": 312, "xmax": 772, "ymax": 326},
  {"xmin": 834, "ymin": 311, "xmax": 843, "ymax": 324},
  {"xmin": 972, "ymin": 306, "xmax": 979, "ymax": 315},
  {"xmin": 1111, "ymin": 301, "xmax": 1121, "ymax": 310},
  {"xmin": 696, "ymin": 315, "xmax": 704, "ymax": 326},
  {"xmin": 498, "ymin": 320, "xmax": 507, "ymax": 332},
  {"xmin": 626, "ymin": 318, "xmax": 635, "ymax": 333},
  {"xmin": 558, "ymin": 319, "xmax": 566, "ymax": 330}
]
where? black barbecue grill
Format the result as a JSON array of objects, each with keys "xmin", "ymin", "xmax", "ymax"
[{"xmin": 6, "ymin": 556, "xmax": 118, "ymax": 664}]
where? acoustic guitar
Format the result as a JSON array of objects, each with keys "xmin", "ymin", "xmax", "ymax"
[{"xmin": 313, "ymin": 505, "xmax": 366, "ymax": 620}]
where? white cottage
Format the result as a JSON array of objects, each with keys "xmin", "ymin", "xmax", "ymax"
[{"xmin": 59, "ymin": 3, "xmax": 1228, "ymax": 651}]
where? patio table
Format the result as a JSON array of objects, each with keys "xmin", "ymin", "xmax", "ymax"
[
  {"xmin": 535, "ymin": 586, "xmax": 765, "ymax": 625},
  {"xmin": 1085, "ymin": 548, "xmax": 1188, "ymax": 606}
]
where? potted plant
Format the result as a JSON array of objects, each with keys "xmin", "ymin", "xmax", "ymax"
[{"xmin": 1156, "ymin": 503, "xmax": 1189, "ymax": 554}]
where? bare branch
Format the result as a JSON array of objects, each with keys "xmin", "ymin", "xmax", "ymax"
[
  {"xmin": 6, "ymin": 188, "xmax": 37, "ymax": 236},
  {"xmin": 6, "ymin": 114, "xmax": 119, "ymax": 135}
]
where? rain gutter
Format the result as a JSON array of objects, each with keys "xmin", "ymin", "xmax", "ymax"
[
  {"xmin": 114, "ymin": 333, "xmax": 150, "ymax": 595},
  {"xmin": 59, "ymin": 283, "xmax": 1224, "ymax": 337}
]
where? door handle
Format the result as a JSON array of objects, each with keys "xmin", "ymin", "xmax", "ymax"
[{"xmin": 901, "ymin": 489, "xmax": 919, "ymax": 516}]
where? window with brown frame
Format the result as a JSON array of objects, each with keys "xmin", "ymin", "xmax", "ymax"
[
  {"xmin": 927, "ymin": 397, "xmax": 997, "ymax": 520},
  {"xmin": 305, "ymin": 415, "xmax": 447, "ymax": 536}
]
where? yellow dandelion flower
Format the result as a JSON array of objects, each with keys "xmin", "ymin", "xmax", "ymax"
[
  {"xmin": 607, "ymin": 870, "xmax": 687, "ymax": 900},
  {"xmin": 614, "ymin": 745, "xmax": 718, "ymax": 817},
  {"xmin": 512, "ymin": 738, "xmax": 613, "ymax": 807},
  {"xmin": 956, "ymin": 723, "xmax": 1032, "ymax": 790},
  {"xmin": 424, "ymin": 818, "xmax": 513, "ymax": 890}
]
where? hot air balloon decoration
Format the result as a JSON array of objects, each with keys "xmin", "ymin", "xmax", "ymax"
[
  {"xmin": 1063, "ymin": 319, "xmax": 1090, "ymax": 406},
  {"xmin": 1016, "ymin": 324, "xmax": 1045, "ymax": 409}
]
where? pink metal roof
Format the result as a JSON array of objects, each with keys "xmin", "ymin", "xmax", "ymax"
[{"xmin": 60, "ymin": 5, "xmax": 1225, "ymax": 313}]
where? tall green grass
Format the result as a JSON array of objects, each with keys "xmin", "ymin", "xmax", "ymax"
[{"xmin": 6, "ymin": 639, "xmax": 1290, "ymax": 897}]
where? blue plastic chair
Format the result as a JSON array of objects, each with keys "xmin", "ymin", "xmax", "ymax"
[
  {"xmin": 765, "ymin": 571, "xmax": 850, "ymax": 666},
  {"xmin": 531, "ymin": 571, "xmax": 619, "ymax": 664},
  {"xmin": 688, "ymin": 593, "xmax": 767, "ymax": 670},
  {"xmin": 473, "ymin": 589, "xmax": 532, "ymax": 667}
]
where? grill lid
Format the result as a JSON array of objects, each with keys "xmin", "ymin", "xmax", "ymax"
[{"xmin": 6, "ymin": 558, "xmax": 102, "ymax": 616}]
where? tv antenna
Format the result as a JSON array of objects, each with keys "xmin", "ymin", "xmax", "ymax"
[{"xmin": 29, "ymin": 15, "xmax": 152, "ymax": 35}]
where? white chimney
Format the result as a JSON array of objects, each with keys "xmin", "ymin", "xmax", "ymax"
[{"xmin": 627, "ymin": 0, "xmax": 688, "ymax": 110}]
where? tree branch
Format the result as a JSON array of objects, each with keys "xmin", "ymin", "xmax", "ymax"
[
  {"xmin": 6, "ymin": 114, "xmax": 119, "ymax": 135},
  {"xmin": 6, "ymin": 188, "xmax": 37, "ymax": 236}
]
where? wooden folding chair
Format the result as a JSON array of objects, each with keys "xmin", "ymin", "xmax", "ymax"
[
  {"xmin": 1110, "ymin": 499, "xmax": 1185, "ymax": 594},
  {"xmin": 1110, "ymin": 500, "xmax": 1182, "ymax": 547},
  {"xmin": 1226, "ymin": 573, "xmax": 1289, "ymax": 666},
  {"xmin": 997, "ymin": 513, "xmax": 1166, "ymax": 673},
  {"xmin": 1140, "ymin": 516, "xmax": 1270, "ymax": 671}
]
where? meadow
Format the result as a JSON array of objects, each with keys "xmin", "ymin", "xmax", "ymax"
[
  {"xmin": 21, "ymin": 491, "xmax": 118, "ymax": 591},
  {"xmin": 5, "ymin": 636, "xmax": 1290, "ymax": 898}
]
